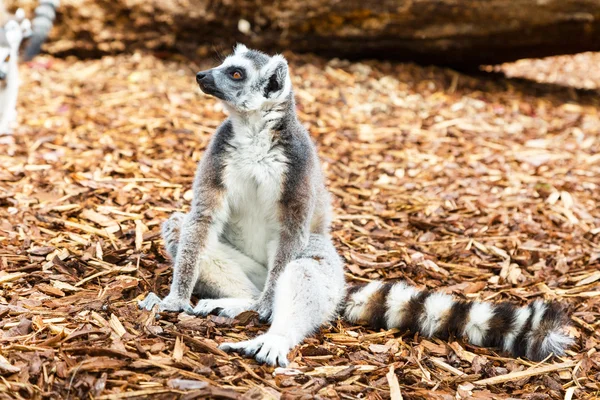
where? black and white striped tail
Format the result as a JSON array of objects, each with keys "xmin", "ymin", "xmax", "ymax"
[
  {"xmin": 343, "ymin": 281, "xmax": 573, "ymax": 361},
  {"xmin": 23, "ymin": 0, "xmax": 59, "ymax": 61}
]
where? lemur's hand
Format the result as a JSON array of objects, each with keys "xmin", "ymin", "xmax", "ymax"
[{"xmin": 138, "ymin": 292, "xmax": 194, "ymax": 314}]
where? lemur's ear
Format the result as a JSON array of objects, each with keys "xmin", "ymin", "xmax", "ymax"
[
  {"xmin": 234, "ymin": 43, "xmax": 249, "ymax": 55},
  {"xmin": 263, "ymin": 55, "xmax": 290, "ymax": 98}
]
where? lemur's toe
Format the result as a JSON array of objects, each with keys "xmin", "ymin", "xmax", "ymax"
[{"xmin": 278, "ymin": 356, "xmax": 289, "ymax": 367}]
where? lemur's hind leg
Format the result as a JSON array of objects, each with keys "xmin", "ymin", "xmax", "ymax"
[
  {"xmin": 220, "ymin": 234, "xmax": 346, "ymax": 367},
  {"xmin": 139, "ymin": 212, "xmax": 266, "ymax": 313},
  {"xmin": 160, "ymin": 212, "xmax": 265, "ymax": 294}
]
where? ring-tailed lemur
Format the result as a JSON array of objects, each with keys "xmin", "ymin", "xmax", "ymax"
[{"xmin": 139, "ymin": 45, "xmax": 574, "ymax": 367}]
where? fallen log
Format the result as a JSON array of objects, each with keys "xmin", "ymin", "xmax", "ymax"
[{"xmin": 8, "ymin": 0, "xmax": 600, "ymax": 65}]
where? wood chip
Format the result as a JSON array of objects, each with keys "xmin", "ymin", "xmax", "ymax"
[
  {"xmin": 386, "ymin": 364, "xmax": 403, "ymax": 400},
  {"xmin": 109, "ymin": 314, "xmax": 127, "ymax": 338},
  {"xmin": 474, "ymin": 361, "xmax": 576, "ymax": 386}
]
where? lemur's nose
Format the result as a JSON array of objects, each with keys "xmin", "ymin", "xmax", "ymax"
[{"xmin": 196, "ymin": 70, "xmax": 209, "ymax": 83}]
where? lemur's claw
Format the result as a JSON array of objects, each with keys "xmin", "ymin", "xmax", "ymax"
[{"xmin": 219, "ymin": 333, "xmax": 291, "ymax": 367}]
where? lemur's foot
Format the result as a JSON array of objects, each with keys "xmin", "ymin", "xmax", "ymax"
[
  {"xmin": 193, "ymin": 298, "xmax": 254, "ymax": 318},
  {"xmin": 220, "ymin": 333, "xmax": 291, "ymax": 367},
  {"xmin": 138, "ymin": 292, "xmax": 194, "ymax": 314}
]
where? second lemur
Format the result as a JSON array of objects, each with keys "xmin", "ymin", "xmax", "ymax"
[{"xmin": 140, "ymin": 45, "xmax": 573, "ymax": 367}]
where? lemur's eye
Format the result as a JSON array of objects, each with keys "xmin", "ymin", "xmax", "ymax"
[
  {"xmin": 4, "ymin": 55, "xmax": 9, "ymax": 62},
  {"xmin": 231, "ymin": 70, "xmax": 243, "ymax": 80}
]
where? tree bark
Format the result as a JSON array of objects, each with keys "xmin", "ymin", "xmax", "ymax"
[{"xmin": 9, "ymin": 0, "xmax": 600, "ymax": 65}]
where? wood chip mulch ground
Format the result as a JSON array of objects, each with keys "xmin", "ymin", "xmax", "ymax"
[{"xmin": 0, "ymin": 51, "xmax": 599, "ymax": 399}]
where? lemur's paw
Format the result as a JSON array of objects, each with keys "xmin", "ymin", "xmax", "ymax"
[
  {"xmin": 138, "ymin": 292, "xmax": 194, "ymax": 314},
  {"xmin": 138, "ymin": 292, "xmax": 162, "ymax": 310},
  {"xmin": 219, "ymin": 333, "xmax": 291, "ymax": 367},
  {"xmin": 193, "ymin": 298, "xmax": 253, "ymax": 318}
]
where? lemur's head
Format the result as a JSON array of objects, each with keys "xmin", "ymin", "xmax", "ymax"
[{"xmin": 196, "ymin": 44, "xmax": 292, "ymax": 112}]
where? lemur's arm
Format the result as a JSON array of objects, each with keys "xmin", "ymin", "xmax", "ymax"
[
  {"xmin": 254, "ymin": 136, "xmax": 316, "ymax": 319},
  {"xmin": 169, "ymin": 181, "xmax": 226, "ymax": 302},
  {"xmin": 147, "ymin": 121, "xmax": 232, "ymax": 312}
]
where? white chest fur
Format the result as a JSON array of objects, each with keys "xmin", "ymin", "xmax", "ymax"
[{"xmin": 221, "ymin": 116, "xmax": 288, "ymax": 266}]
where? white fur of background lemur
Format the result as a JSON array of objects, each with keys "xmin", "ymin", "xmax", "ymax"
[
  {"xmin": 140, "ymin": 45, "xmax": 574, "ymax": 367},
  {"xmin": 0, "ymin": 19, "xmax": 23, "ymax": 134},
  {"xmin": 0, "ymin": 0, "xmax": 59, "ymax": 135}
]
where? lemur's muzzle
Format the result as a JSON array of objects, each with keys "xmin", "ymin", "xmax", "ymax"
[{"xmin": 196, "ymin": 69, "xmax": 224, "ymax": 99}]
